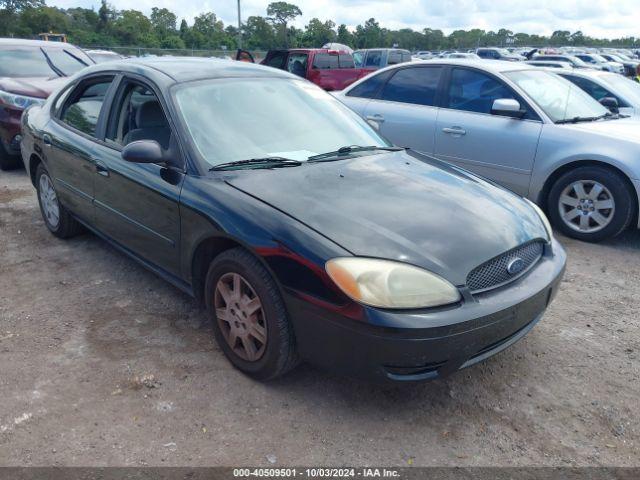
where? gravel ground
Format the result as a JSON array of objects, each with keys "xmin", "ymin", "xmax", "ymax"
[{"xmin": 0, "ymin": 169, "xmax": 638, "ymax": 467}]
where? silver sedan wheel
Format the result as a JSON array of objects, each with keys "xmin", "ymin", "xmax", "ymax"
[
  {"xmin": 39, "ymin": 174, "xmax": 60, "ymax": 229},
  {"xmin": 214, "ymin": 272, "xmax": 267, "ymax": 362},
  {"xmin": 558, "ymin": 180, "xmax": 615, "ymax": 233}
]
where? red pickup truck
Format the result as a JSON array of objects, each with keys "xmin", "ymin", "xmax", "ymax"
[{"xmin": 239, "ymin": 49, "xmax": 375, "ymax": 91}]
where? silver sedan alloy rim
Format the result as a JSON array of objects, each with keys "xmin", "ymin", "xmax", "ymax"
[
  {"xmin": 39, "ymin": 174, "xmax": 60, "ymax": 229},
  {"xmin": 558, "ymin": 180, "xmax": 615, "ymax": 233},
  {"xmin": 214, "ymin": 272, "xmax": 267, "ymax": 362}
]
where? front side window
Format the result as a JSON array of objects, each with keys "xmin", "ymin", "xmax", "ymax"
[
  {"xmin": 446, "ymin": 68, "xmax": 517, "ymax": 114},
  {"xmin": 106, "ymin": 81, "xmax": 171, "ymax": 150},
  {"xmin": 338, "ymin": 54, "xmax": 355, "ymax": 68},
  {"xmin": 379, "ymin": 67, "xmax": 442, "ymax": 106},
  {"xmin": 505, "ymin": 70, "xmax": 608, "ymax": 123},
  {"xmin": 353, "ymin": 51, "xmax": 364, "ymax": 67},
  {"xmin": 174, "ymin": 78, "xmax": 387, "ymax": 167},
  {"xmin": 286, "ymin": 53, "xmax": 308, "ymax": 77},
  {"xmin": 388, "ymin": 51, "xmax": 402, "ymax": 65},
  {"xmin": 60, "ymin": 79, "xmax": 113, "ymax": 136},
  {"xmin": 264, "ymin": 52, "xmax": 287, "ymax": 69},
  {"xmin": 346, "ymin": 70, "xmax": 393, "ymax": 99}
]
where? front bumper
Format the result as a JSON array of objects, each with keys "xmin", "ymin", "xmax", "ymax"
[
  {"xmin": 0, "ymin": 105, "xmax": 24, "ymax": 155},
  {"xmin": 285, "ymin": 238, "xmax": 566, "ymax": 383}
]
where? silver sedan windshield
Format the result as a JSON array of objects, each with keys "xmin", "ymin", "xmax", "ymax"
[{"xmin": 505, "ymin": 70, "xmax": 609, "ymax": 122}]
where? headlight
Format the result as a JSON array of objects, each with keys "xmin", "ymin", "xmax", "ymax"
[
  {"xmin": 326, "ymin": 257, "xmax": 460, "ymax": 309},
  {"xmin": 0, "ymin": 90, "xmax": 45, "ymax": 109},
  {"xmin": 524, "ymin": 198, "xmax": 553, "ymax": 240}
]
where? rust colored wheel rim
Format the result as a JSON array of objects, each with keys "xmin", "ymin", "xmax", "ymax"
[{"xmin": 214, "ymin": 272, "xmax": 267, "ymax": 362}]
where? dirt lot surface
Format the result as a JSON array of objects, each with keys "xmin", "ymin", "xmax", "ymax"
[{"xmin": 0, "ymin": 170, "xmax": 638, "ymax": 467}]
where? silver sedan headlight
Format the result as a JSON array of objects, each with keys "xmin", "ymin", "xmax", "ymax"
[
  {"xmin": 326, "ymin": 257, "xmax": 461, "ymax": 309},
  {"xmin": 0, "ymin": 90, "xmax": 45, "ymax": 109},
  {"xmin": 524, "ymin": 198, "xmax": 553, "ymax": 241}
]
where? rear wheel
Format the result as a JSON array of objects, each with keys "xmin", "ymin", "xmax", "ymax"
[
  {"xmin": 204, "ymin": 248, "xmax": 299, "ymax": 380},
  {"xmin": 36, "ymin": 164, "xmax": 83, "ymax": 238},
  {"xmin": 547, "ymin": 166, "xmax": 635, "ymax": 242}
]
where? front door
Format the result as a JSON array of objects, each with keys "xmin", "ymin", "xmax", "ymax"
[
  {"xmin": 434, "ymin": 67, "xmax": 543, "ymax": 195},
  {"xmin": 93, "ymin": 78, "xmax": 184, "ymax": 277}
]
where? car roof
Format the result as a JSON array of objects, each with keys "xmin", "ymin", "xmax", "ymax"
[
  {"xmin": 0, "ymin": 38, "xmax": 76, "ymax": 48},
  {"xmin": 80, "ymin": 56, "xmax": 296, "ymax": 83},
  {"xmin": 415, "ymin": 58, "xmax": 531, "ymax": 73}
]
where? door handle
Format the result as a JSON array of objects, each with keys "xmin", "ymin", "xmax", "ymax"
[
  {"xmin": 442, "ymin": 127, "xmax": 466, "ymax": 135},
  {"xmin": 442, "ymin": 127, "xmax": 466, "ymax": 136},
  {"xmin": 95, "ymin": 162, "xmax": 110, "ymax": 177},
  {"xmin": 42, "ymin": 134, "xmax": 52, "ymax": 146},
  {"xmin": 365, "ymin": 114, "xmax": 385, "ymax": 123}
]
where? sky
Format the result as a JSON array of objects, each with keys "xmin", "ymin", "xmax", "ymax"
[{"xmin": 47, "ymin": 0, "xmax": 640, "ymax": 39}]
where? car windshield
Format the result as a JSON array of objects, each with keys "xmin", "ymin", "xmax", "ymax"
[
  {"xmin": 590, "ymin": 54, "xmax": 608, "ymax": 63},
  {"xmin": 174, "ymin": 78, "xmax": 388, "ymax": 167},
  {"xmin": 0, "ymin": 46, "xmax": 89, "ymax": 77},
  {"xmin": 505, "ymin": 70, "xmax": 609, "ymax": 122}
]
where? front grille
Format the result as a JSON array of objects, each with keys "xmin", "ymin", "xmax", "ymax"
[{"xmin": 466, "ymin": 241, "xmax": 544, "ymax": 293}]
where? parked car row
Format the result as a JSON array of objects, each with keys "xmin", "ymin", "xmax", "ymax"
[{"xmin": 334, "ymin": 59, "xmax": 640, "ymax": 243}]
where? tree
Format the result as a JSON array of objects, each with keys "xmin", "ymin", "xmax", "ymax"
[
  {"xmin": 266, "ymin": 1, "xmax": 301, "ymax": 47},
  {"xmin": 0, "ymin": 0, "xmax": 43, "ymax": 13},
  {"xmin": 302, "ymin": 18, "xmax": 335, "ymax": 47},
  {"xmin": 336, "ymin": 24, "xmax": 353, "ymax": 46},
  {"xmin": 244, "ymin": 15, "xmax": 276, "ymax": 49},
  {"xmin": 354, "ymin": 18, "xmax": 383, "ymax": 48},
  {"xmin": 150, "ymin": 7, "xmax": 176, "ymax": 34},
  {"xmin": 97, "ymin": 0, "xmax": 113, "ymax": 32},
  {"xmin": 111, "ymin": 9, "xmax": 154, "ymax": 46}
]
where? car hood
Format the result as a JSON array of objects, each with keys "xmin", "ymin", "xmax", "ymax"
[
  {"xmin": 0, "ymin": 76, "xmax": 66, "ymax": 98},
  {"xmin": 560, "ymin": 116, "xmax": 640, "ymax": 141},
  {"xmin": 224, "ymin": 151, "xmax": 548, "ymax": 285}
]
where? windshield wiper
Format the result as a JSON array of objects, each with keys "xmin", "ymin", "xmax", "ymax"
[
  {"xmin": 556, "ymin": 112, "xmax": 613, "ymax": 124},
  {"xmin": 307, "ymin": 145, "xmax": 404, "ymax": 162},
  {"xmin": 210, "ymin": 157, "xmax": 302, "ymax": 171}
]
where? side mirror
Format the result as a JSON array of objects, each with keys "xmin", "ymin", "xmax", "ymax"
[
  {"xmin": 599, "ymin": 96, "xmax": 619, "ymax": 114},
  {"xmin": 122, "ymin": 140, "xmax": 164, "ymax": 164},
  {"xmin": 491, "ymin": 98, "xmax": 526, "ymax": 118}
]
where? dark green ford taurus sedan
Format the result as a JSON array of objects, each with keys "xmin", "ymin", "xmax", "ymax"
[{"xmin": 20, "ymin": 58, "xmax": 566, "ymax": 382}]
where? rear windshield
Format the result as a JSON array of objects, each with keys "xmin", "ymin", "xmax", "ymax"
[
  {"xmin": 0, "ymin": 46, "xmax": 90, "ymax": 78},
  {"xmin": 312, "ymin": 53, "xmax": 355, "ymax": 69}
]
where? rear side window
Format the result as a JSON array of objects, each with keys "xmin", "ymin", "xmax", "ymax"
[
  {"xmin": 346, "ymin": 70, "xmax": 393, "ymax": 98},
  {"xmin": 379, "ymin": 67, "xmax": 442, "ymax": 106},
  {"xmin": 388, "ymin": 51, "xmax": 402, "ymax": 65},
  {"xmin": 313, "ymin": 53, "xmax": 339, "ymax": 69},
  {"xmin": 339, "ymin": 54, "xmax": 355, "ymax": 68},
  {"xmin": 365, "ymin": 50, "xmax": 383, "ymax": 67},
  {"xmin": 60, "ymin": 79, "xmax": 113, "ymax": 136},
  {"xmin": 286, "ymin": 53, "xmax": 308, "ymax": 77},
  {"xmin": 446, "ymin": 68, "xmax": 516, "ymax": 114}
]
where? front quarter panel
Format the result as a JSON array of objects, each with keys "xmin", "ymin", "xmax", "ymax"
[
  {"xmin": 529, "ymin": 123, "xmax": 640, "ymax": 209},
  {"xmin": 179, "ymin": 174, "xmax": 353, "ymax": 306}
]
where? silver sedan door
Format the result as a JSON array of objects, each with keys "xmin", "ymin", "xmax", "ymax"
[
  {"xmin": 362, "ymin": 65, "xmax": 443, "ymax": 154},
  {"xmin": 434, "ymin": 67, "xmax": 543, "ymax": 195}
]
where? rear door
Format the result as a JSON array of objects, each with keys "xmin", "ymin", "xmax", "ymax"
[
  {"xmin": 434, "ymin": 66, "xmax": 542, "ymax": 195},
  {"xmin": 361, "ymin": 65, "xmax": 444, "ymax": 153},
  {"xmin": 47, "ymin": 75, "xmax": 117, "ymax": 223}
]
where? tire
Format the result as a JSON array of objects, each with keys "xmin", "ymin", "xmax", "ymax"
[
  {"xmin": 35, "ymin": 164, "xmax": 83, "ymax": 239},
  {"xmin": 0, "ymin": 142, "xmax": 20, "ymax": 171},
  {"xmin": 547, "ymin": 166, "xmax": 635, "ymax": 242},
  {"xmin": 204, "ymin": 247, "xmax": 299, "ymax": 380}
]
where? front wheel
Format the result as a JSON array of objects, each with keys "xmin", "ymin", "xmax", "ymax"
[
  {"xmin": 547, "ymin": 166, "xmax": 635, "ymax": 242},
  {"xmin": 204, "ymin": 248, "xmax": 299, "ymax": 381}
]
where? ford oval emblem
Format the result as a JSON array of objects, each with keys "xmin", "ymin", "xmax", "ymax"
[{"xmin": 507, "ymin": 257, "xmax": 525, "ymax": 275}]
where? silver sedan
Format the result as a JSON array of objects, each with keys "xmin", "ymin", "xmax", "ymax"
[{"xmin": 334, "ymin": 59, "xmax": 640, "ymax": 242}]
